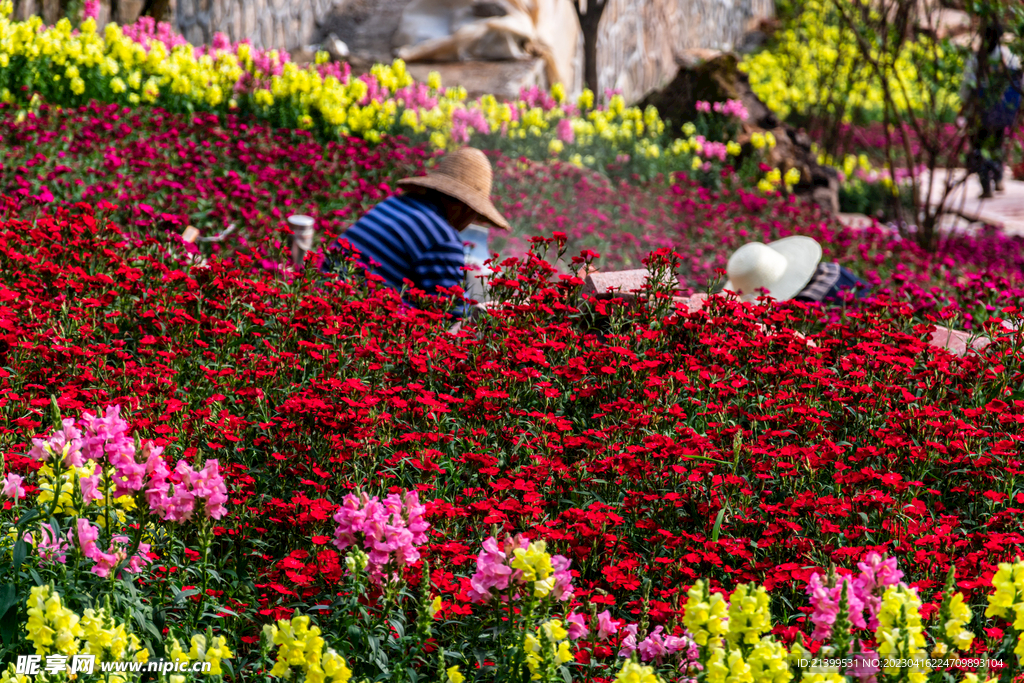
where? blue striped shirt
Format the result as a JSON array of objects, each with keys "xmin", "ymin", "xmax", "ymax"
[{"xmin": 326, "ymin": 195, "xmax": 467, "ymax": 302}]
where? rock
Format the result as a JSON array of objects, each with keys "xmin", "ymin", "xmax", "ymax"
[
  {"xmin": 838, "ymin": 213, "xmax": 875, "ymax": 229},
  {"xmin": 326, "ymin": 33, "xmax": 350, "ymax": 60},
  {"xmin": 582, "ymin": 269, "xmax": 680, "ymax": 300},
  {"xmin": 735, "ymin": 30, "xmax": 767, "ymax": 55},
  {"xmin": 930, "ymin": 8, "xmax": 972, "ymax": 39},
  {"xmin": 405, "ymin": 58, "xmax": 547, "ymax": 101},
  {"xmin": 639, "ymin": 53, "xmax": 777, "ymax": 130},
  {"xmin": 639, "ymin": 52, "xmax": 841, "ymax": 216},
  {"xmin": 928, "ymin": 325, "xmax": 991, "ymax": 357}
]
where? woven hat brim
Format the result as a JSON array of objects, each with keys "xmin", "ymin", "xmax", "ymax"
[
  {"xmin": 723, "ymin": 235, "xmax": 823, "ymax": 302},
  {"xmin": 398, "ymin": 175, "xmax": 511, "ymax": 231}
]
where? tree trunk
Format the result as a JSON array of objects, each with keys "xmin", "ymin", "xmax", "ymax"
[
  {"xmin": 141, "ymin": 0, "xmax": 171, "ymax": 21},
  {"xmin": 575, "ymin": 0, "xmax": 607, "ymax": 94}
]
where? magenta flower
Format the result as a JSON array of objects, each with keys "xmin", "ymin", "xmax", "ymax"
[
  {"xmin": 556, "ymin": 118, "xmax": 575, "ymax": 144},
  {"xmin": 79, "ymin": 472, "xmax": 104, "ymax": 503},
  {"xmin": 332, "ymin": 490, "xmax": 431, "ymax": 584}
]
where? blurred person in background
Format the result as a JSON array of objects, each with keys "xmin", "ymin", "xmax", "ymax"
[{"xmin": 961, "ymin": 19, "xmax": 1023, "ymax": 199}]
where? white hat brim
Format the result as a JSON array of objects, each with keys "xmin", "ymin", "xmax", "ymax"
[{"xmin": 723, "ymin": 236, "xmax": 822, "ymax": 302}]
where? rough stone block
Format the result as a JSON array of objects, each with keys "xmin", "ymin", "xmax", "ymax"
[
  {"xmin": 928, "ymin": 326, "xmax": 991, "ymax": 357},
  {"xmin": 582, "ymin": 269, "xmax": 678, "ymax": 300}
]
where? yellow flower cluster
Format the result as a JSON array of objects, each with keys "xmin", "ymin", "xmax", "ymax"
[
  {"xmin": 79, "ymin": 608, "xmax": 150, "ymax": 664},
  {"xmin": 264, "ymin": 615, "xmax": 352, "ymax": 683},
  {"xmin": 939, "ymin": 592, "xmax": 975, "ymax": 653},
  {"xmin": 615, "ymin": 660, "xmax": 664, "ymax": 683},
  {"xmin": 26, "ymin": 585, "xmax": 81, "ymax": 656},
  {"xmin": 23, "ymin": 586, "xmax": 235, "ymax": 682},
  {"xmin": 25, "ymin": 586, "xmax": 149, "ymax": 683},
  {"xmin": 511, "ymin": 541, "xmax": 562, "ymax": 598},
  {"xmin": 689, "ymin": 581, "xmax": 793, "ymax": 683},
  {"xmin": 523, "ymin": 620, "xmax": 574, "ymax": 681},
  {"xmin": 986, "ymin": 561, "xmax": 1024, "ymax": 657},
  {"xmin": 0, "ymin": 4, "xmax": 772, "ymax": 180},
  {"xmin": 166, "ymin": 634, "xmax": 234, "ymax": 676},
  {"xmin": 875, "ymin": 585, "xmax": 931, "ymax": 683},
  {"xmin": 739, "ymin": 0, "xmax": 961, "ymax": 121},
  {"xmin": 726, "ymin": 584, "xmax": 772, "ymax": 647},
  {"xmin": 684, "ymin": 580, "xmax": 729, "ymax": 647}
]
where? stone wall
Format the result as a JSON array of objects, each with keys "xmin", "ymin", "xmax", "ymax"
[
  {"xmin": 597, "ymin": 0, "xmax": 774, "ymax": 102},
  {"xmin": 175, "ymin": 0, "xmax": 338, "ymax": 51},
  {"xmin": 11, "ymin": 0, "xmax": 773, "ymax": 104}
]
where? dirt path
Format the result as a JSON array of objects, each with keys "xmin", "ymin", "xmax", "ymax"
[{"xmin": 920, "ymin": 168, "xmax": 1024, "ymax": 235}]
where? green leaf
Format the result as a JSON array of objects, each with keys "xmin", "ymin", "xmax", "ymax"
[
  {"xmin": 0, "ymin": 584, "xmax": 17, "ymax": 620},
  {"xmin": 11, "ymin": 540, "xmax": 26, "ymax": 571},
  {"xmin": 711, "ymin": 508, "xmax": 726, "ymax": 543}
]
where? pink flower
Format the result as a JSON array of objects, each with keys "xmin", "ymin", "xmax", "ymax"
[
  {"xmin": 468, "ymin": 535, "xmax": 525, "ymax": 602},
  {"xmin": 550, "ymin": 553, "xmax": 574, "ymax": 601},
  {"xmin": 695, "ymin": 100, "xmax": 712, "ymax": 113},
  {"xmin": 82, "ymin": 0, "xmax": 99, "ymax": 19},
  {"xmin": 79, "ymin": 472, "xmax": 103, "ymax": 503},
  {"xmin": 597, "ymin": 610, "xmax": 622, "ymax": 640},
  {"xmin": 29, "ymin": 418, "xmax": 84, "ymax": 466},
  {"xmin": 849, "ymin": 643, "xmax": 881, "ymax": 683},
  {"xmin": 618, "ymin": 623, "xmax": 639, "ymax": 657},
  {"xmin": 2, "ymin": 473, "xmax": 25, "ymax": 500},
  {"xmin": 79, "ymin": 405, "xmax": 135, "ymax": 465},
  {"xmin": 566, "ymin": 612, "xmax": 589, "ymax": 640},
  {"xmin": 192, "ymin": 459, "xmax": 229, "ymax": 520},
  {"xmin": 639, "ymin": 625, "xmax": 670, "ymax": 663},
  {"xmin": 332, "ymin": 490, "xmax": 432, "ymax": 584},
  {"xmin": 76, "ymin": 518, "xmax": 100, "ymax": 556},
  {"xmin": 37, "ymin": 524, "xmax": 69, "ymax": 564},
  {"xmin": 807, "ymin": 574, "xmax": 866, "ymax": 639},
  {"xmin": 556, "ymin": 118, "xmax": 575, "ymax": 144}
]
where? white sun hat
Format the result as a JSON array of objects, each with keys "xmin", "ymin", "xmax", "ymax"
[{"xmin": 723, "ymin": 236, "xmax": 823, "ymax": 302}]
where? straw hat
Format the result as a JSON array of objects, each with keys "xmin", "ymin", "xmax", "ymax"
[
  {"xmin": 398, "ymin": 147, "xmax": 511, "ymax": 230},
  {"xmin": 723, "ymin": 236, "xmax": 822, "ymax": 302}
]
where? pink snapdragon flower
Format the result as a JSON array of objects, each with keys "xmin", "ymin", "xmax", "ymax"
[
  {"xmin": 597, "ymin": 610, "xmax": 622, "ymax": 640},
  {"xmin": 74, "ymin": 519, "xmax": 150, "ymax": 577},
  {"xmin": 82, "ymin": 0, "xmax": 99, "ymax": 20},
  {"xmin": 556, "ymin": 118, "xmax": 575, "ymax": 144},
  {"xmin": 806, "ymin": 553, "xmax": 905, "ymax": 640},
  {"xmin": 467, "ymin": 535, "xmax": 523, "ymax": 601},
  {"xmin": 550, "ymin": 553, "xmax": 574, "ymax": 600},
  {"xmin": 695, "ymin": 100, "xmax": 713, "ymax": 113},
  {"xmin": 2, "ymin": 473, "xmax": 25, "ymax": 500},
  {"xmin": 566, "ymin": 612, "xmax": 589, "ymax": 640},
  {"xmin": 713, "ymin": 99, "xmax": 749, "ymax": 121},
  {"xmin": 37, "ymin": 524, "xmax": 70, "ymax": 564},
  {"xmin": 618, "ymin": 623, "xmax": 639, "ymax": 657},
  {"xmin": 855, "ymin": 553, "xmax": 904, "ymax": 629},
  {"xmin": 332, "ymin": 490, "xmax": 431, "ymax": 584},
  {"xmin": 28, "ymin": 418, "xmax": 84, "ymax": 466}
]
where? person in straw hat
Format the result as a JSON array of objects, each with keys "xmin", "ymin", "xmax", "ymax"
[
  {"xmin": 322, "ymin": 147, "xmax": 510, "ymax": 314},
  {"xmin": 723, "ymin": 236, "xmax": 869, "ymax": 304}
]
